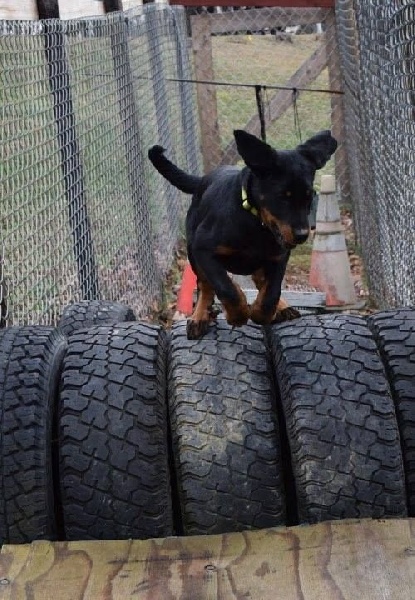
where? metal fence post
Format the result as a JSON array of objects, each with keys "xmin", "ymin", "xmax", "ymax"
[
  {"xmin": 145, "ymin": 5, "xmax": 179, "ymax": 232},
  {"xmin": 325, "ymin": 9, "xmax": 350, "ymax": 204},
  {"xmin": 42, "ymin": 21, "xmax": 100, "ymax": 301},
  {"xmin": 37, "ymin": 0, "xmax": 99, "ymax": 300},
  {"xmin": 172, "ymin": 7, "xmax": 200, "ymax": 174},
  {"xmin": 109, "ymin": 13, "xmax": 161, "ymax": 298}
]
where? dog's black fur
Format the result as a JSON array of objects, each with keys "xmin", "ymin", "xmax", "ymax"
[{"xmin": 148, "ymin": 130, "xmax": 337, "ymax": 339}]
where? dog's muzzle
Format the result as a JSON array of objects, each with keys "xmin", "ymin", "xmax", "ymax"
[
  {"xmin": 267, "ymin": 222, "xmax": 285, "ymax": 245},
  {"xmin": 293, "ymin": 229, "xmax": 310, "ymax": 245}
]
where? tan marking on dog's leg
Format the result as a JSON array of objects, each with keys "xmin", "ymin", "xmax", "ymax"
[
  {"xmin": 251, "ymin": 287, "xmax": 301, "ymax": 325},
  {"xmin": 275, "ymin": 297, "xmax": 289, "ymax": 312},
  {"xmin": 250, "ymin": 269, "xmax": 271, "ymax": 323},
  {"xmin": 250, "ymin": 278, "xmax": 272, "ymax": 324},
  {"xmin": 221, "ymin": 280, "xmax": 250, "ymax": 327},
  {"xmin": 191, "ymin": 280, "xmax": 215, "ymax": 321},
  {"xmin": 252, "ymin": 268, "xmax": 266, "ymax": 291},
  {"xmin": 187, "ymin": 279, "xmax": 215, "ymax": 339}
]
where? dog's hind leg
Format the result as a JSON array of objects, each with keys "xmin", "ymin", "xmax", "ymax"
[{"xmin": 187, "ymin": 277, "xmax": 216, "ymax": 340}]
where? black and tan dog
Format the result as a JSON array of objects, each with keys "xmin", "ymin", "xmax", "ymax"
[{"xmin": 148, "ymin": 130, "xmax": 337, "ymax": 339}]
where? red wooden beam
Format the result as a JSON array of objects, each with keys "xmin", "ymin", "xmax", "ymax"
[{"xmin": 169, "ymin": 0, "xmax": 334, "ymax": 7}]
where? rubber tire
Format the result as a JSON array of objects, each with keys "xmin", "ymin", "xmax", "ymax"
[
  {"xmin": 0, "ymin": 326, "xmax": 67, "ymax": 544},
  {"xmin": 168, "ymin": 318, "xmax": 286, "ymax": 535},
  {"xmin": 367, "ymin": 308, "xmax": 415, "ymax": 515},
  {"xmin": 58, "ymin": 322, "xmax": 173, "ymax": 540},
  {"xmin": 58, "ymin": 300, "xmax": 136, "ymax": 336},
  {"xmin": 266, "ymin": 313, "xmax": 407, "ymax": 524}
]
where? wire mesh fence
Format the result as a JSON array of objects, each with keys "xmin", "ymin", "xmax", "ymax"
[
  {"xmin": 2, "ymin": 2, "xmax": 415, "ymax": 324},
  {"xmin": 336, "ymin": 0, "xmax": 415, "ymax": 308},
  {"xmin": 186, "ymin": 6, "xmax": 349, "ymax": 200},
  {"xmin": 0, "ymin": 4, "xmax": 200, "ymax": 326}
]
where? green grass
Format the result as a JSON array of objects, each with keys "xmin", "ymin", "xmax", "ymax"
[
  {"xmin": 290, "ymin": 239, "xmax": 314, "ymax": 268},
  {"xmin": 210, "ymin": 33, "xmax": 335, "ymax": 190}
]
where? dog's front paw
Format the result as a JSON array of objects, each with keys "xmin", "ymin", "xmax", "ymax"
[
  {"xmin": 224, "ymin": 304, "xmax": 250, "ymax": 328},
  {"xmin": 186, "ymin": 319, "xmax": 210, "ymax": 340},
  {"xmin": 226, "ymin": 314, "xmax": 249, "ymax": 327},
  {"xmin": 250, "ymin": 306, "xmax": 273, "ymax": 325},
  {"xmin": 271, "ymin": 306, "xmax": 301, "ymax": 323}
]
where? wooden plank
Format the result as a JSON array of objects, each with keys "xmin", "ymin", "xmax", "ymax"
[
  {"xmin": 171, "ymin": 0, "xmax": 334, "ymax": 7},
  {"xmin": 191, "ymin": 14, "xmax": 222, "ymax": 171},
  {"xmin": 244, "ymin": 289, "xmax": 326, "ymax": 307},
  {"xmin": 207, "ymin": 8, "xmax": 328, "ymax": 35},
  {"xmin": 121, "ymin": 0, "xmax": 143, "ymax": 7},
  {"xmin": 0, "ymin": 520, "xmax": 414, "ymax": 598},
  {"xmin": 58, "ymin": 0, "xmax": 106, "ymax": 19},
  {"xmin": 121, "ymin": 0, "xmax": 167, "ymax": 6},
  {"xmin": 221, "ymin": 42, "xmax": 328, "ymax": 164},
  {"xmin": 0, "ymin": 1, "xmax": 38, "ymax": 19}
]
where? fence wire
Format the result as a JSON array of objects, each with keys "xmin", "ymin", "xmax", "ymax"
[
  {"xmin": 337, "ymin": 0, "xmax": 415, "ymax": 308},
  {"xmin": 0, "ymin": 5, "xmax": 200, "ymax": 326},
  {"xmin": 186, "ymin": 7, "xmax": 349, "ymax": 201},
  {"xmin": 2, "ymin": 3, "xmax": 414, "ymax": 323}
]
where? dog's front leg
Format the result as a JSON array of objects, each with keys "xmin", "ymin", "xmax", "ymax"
[
  {"xmin": 186, "ymin": 276, "xmax": 216, "ymax": 340},
  {"xmin": 193, "ymin": 249, "xmax": 250, "ymax": 330},
  {"xmin": 250, "ymin": 257, "xmax": 300, "ymax": 324},
  {"xmin": 271, "ymin": 297, "xmax": 301, "ymax": 323}
]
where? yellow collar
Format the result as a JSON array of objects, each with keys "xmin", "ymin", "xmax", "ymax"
[{"xmin": 242, "ymin": 186, "xmax": 259, "ymax": 217}]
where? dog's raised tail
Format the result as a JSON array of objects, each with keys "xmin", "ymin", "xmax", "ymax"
[{"xmin": 148, "ymin": 145, "xmax": 202, "ymax": 195}]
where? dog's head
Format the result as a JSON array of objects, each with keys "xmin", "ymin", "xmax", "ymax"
[{"xmin": 234, "ymin": 129, "xmax": 337, "ymax": 248}]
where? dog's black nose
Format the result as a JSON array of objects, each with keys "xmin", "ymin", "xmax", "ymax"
[{"xmin": 293, "ymin": 229, "xmax": 309, "ymax": 244}]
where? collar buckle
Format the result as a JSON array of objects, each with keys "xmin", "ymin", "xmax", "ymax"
[{"xmin": 242, "ymin": 186, "xmax": 259, "ymax": 217}]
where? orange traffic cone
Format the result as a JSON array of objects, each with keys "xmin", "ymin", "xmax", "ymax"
[
  {"xmin": 309, "ymin": 174, "xmax": 357, "ymax": 307},
  {"xmin": 176, "ymin": 261, "xmax": 197, "ymax": 316}
]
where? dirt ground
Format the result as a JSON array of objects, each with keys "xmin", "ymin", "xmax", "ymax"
[{"xmin": 156, "ymin": 207, "xmax": 374, "ymax": 328}]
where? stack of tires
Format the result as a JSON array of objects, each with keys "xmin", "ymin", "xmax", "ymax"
[{"xmin": 0, "ymin": 301, "xmax": 414, "ymax": 544}]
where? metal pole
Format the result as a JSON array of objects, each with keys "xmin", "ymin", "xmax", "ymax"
[
  {"xmin": 146, "ymin": 4, "xmax": 178, "ymax": 230},
  {"xmin": 38, "ymin": 5, "xmax": 100, "ymax": 300},
  {"xmin": 108, "ymin": 13, "xmax": 161, "ymax": 295}
]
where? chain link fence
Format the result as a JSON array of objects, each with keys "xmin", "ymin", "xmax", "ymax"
[
  {"xmin": 336, "ymin": 0, "xmax": 415, "ymax": 308},
  {"xmin": 187, "ymin": 7, "xmax": 349, "ymax": 200},
  {"xmin": 1, "ymin": 4, "xmax": 200, "ymax": 326},
  {"xmin": 2, "ymin": 2, "xmax": 415, "ymax": 324}
]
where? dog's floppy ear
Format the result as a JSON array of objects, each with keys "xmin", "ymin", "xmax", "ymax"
[
  {"xmin": 297, "ymin": 130, "xmax": 338, "ymax": 169},
  {"xmin": 234, "ymin": 130, "xmax": 277, "ymax": 172}
]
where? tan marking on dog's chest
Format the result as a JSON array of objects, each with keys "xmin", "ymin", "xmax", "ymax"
[
  {"xmin": 269, "ymin": 254, "xmax": 287, "ymax": 262},
  {"xmin": 215, "ymin": 245, "xmax": 237, "ymax": 256},
  {"xmin": 216, "ymin": 245, "xmax": 285, "ymax": 263}
]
